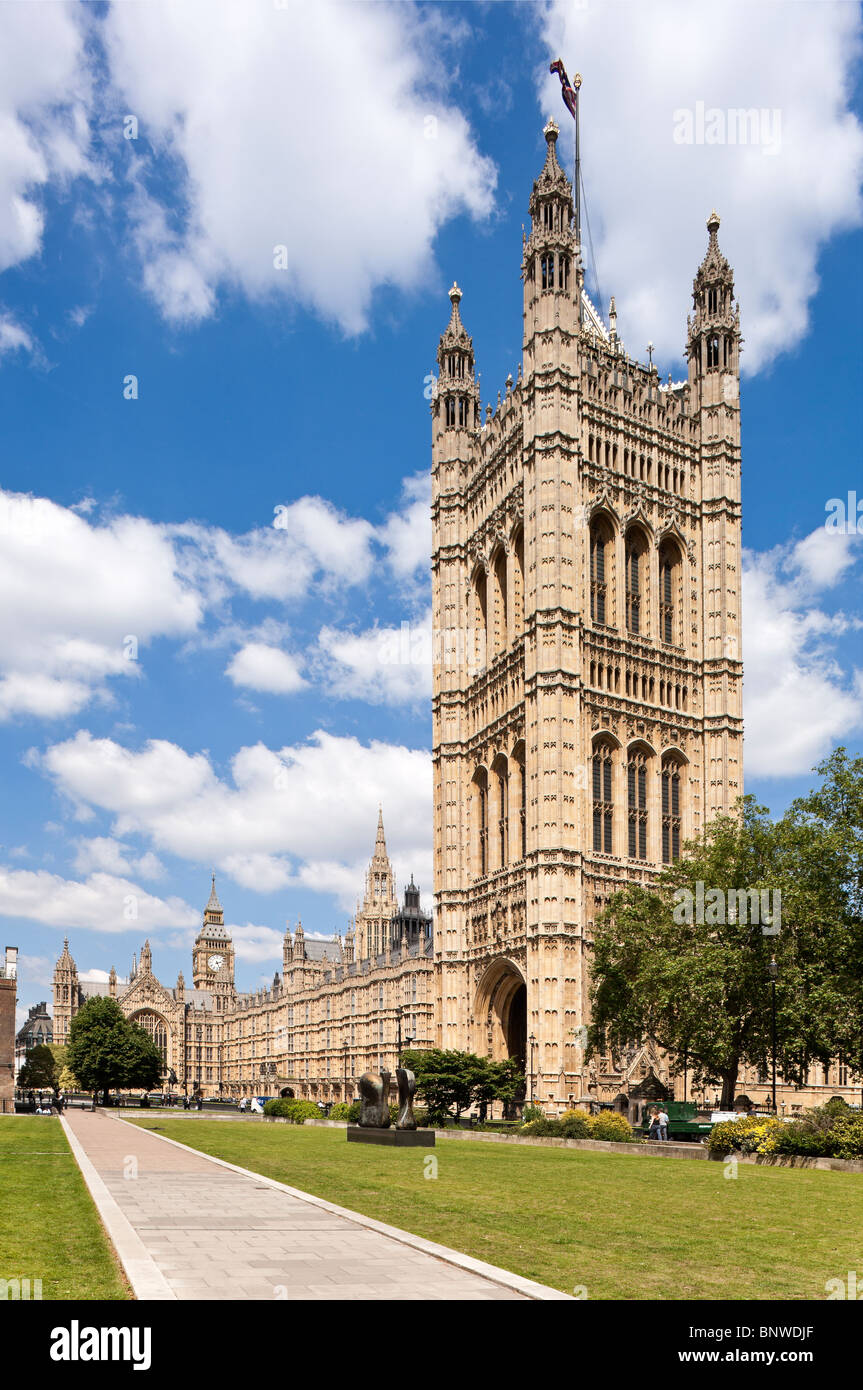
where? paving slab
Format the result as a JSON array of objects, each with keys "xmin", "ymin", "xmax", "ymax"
[{"xmin": 62, "ymin": 1109, "xmax": 570, "ymax": 1302}]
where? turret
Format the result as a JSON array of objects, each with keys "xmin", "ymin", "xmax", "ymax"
[
  {"xmin": 687, "ymin": 210, "xmax": 741, "ymax": 404},
  {"xmin": 522, "ymin": 118, "xmax": 579, "ymax": 353},
  {"xmin": 434, "ymin": 283, "xmax": 479, "ymax": 437}
]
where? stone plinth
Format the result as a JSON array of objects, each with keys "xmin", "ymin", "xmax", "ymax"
[{"xmin": 347, "ymin": 1125, "xmax": 435, "ymax": 1147}]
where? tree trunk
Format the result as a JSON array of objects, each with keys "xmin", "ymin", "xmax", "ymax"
[{"xmin": 720, "ymin": 1063, "xmax": 739, "ymax": 1109}]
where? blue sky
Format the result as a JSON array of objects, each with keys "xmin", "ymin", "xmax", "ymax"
[{"xmin": 1, "ymin": 0, "xmax": 862, "ymax": 1021}]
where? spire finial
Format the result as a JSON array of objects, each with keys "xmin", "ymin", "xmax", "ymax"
[{"xmin": 449, "ymin": 281, "xmax": 462, "ymax": 306}]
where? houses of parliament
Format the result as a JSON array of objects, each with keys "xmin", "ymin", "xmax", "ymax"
[{"xmin": 47, "ymin": 119, "xmax": 855, "ymax": 1113}]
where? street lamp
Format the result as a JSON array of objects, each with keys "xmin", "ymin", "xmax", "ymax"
[
  {"xmin": 768, "ymin": 956, "xmax": 779, "ymax": 1113},
  {"xmin": 528, "ymin": 1033, "xmax": 537, "ymax": 1106},
  {"xmin": 343, "ymin": 1042, "xmax": 350, "ymax": 1102}
]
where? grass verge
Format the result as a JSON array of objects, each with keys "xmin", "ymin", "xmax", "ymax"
[
  {"xmin": 0, "ymin": 1116, "xmax": 130, "ymax": 1300},
  {"xmin": 128, "ymin": 1118, "xmax": 861, "ymax": 1299}
]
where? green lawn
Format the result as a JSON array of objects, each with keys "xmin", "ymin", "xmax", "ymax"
[
  {"xmin": 0, "ymin": 1117, "xmax": 129, "ymax": 1300},
  {"xmin": 127, "ymin": 1118, "xmax": 863, "ymax": 1300}
]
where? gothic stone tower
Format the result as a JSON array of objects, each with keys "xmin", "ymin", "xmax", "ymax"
[
  {"xmin": 430, "ymin": 118, "xmax": 742, "ymax": 1109},
  {"xmin": 192, "ymin": 876, "xmax": 235, "ymax": 1009}
]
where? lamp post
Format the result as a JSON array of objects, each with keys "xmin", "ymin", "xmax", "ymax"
[
  {"xmin": 396, "ymin": 1005, "xmax": 403, "ymax": 1064},
  {"xmin": 343, "ymin": 1042, "xmax": 349, "ymax": 1103},
  {"xmin": 768, "ymin": 956, "xmax": 779, "ymax": 1114},
  {"xmin": 528, "ymin": 1033, "xmax": 537, "ymax": 1106}
]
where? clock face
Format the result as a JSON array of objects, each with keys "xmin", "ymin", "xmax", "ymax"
[{"xmin": 207, "ymin": 954, "xmax": 225, "ymax": 971}]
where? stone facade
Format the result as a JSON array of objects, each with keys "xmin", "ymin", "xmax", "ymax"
[
  {"xmin": 51, "ymin": 815, "xmax": 433, "ymax": 1101},
  {"xmin": 14, "ymin": 1000, "xmax": 53, "ymax": 1079},
  {"xmin": 429, "ymin": 119, "xmax": 856, "ymax": 1116},
  {"xmin": 0, "ymin": 947, "xmax": 17, "ymax": 1112}
]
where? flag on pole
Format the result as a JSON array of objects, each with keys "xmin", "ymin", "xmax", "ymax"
[{"xmin": 550, "ymin": 59, "xmax": 578, "ymax": 120}]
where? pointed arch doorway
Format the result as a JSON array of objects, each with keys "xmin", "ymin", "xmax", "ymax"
[{"xmin": 474, "ymin": 958, "xmax": 527, "ymax": 1070}]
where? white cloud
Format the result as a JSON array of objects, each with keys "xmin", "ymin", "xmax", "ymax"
[
  {"xmin": 377, "ymin": 472, "xmax": 432, "ymax": 584},
  {"xmin": 226, "ymin": 643, "xmax": 306, "ymax": 696},
  {"xmin": 540, "ymin": 0, "xmax": 863, "ymax": 372},
  {"xmin": 0, "ymin": 484, "xmax": 401, "ymax": 723},
  {"xmin": 0, "ymin": 490, "xmax": 202, "ymax": 721},
  {"xmin": 315, "ymin": 609, "xmax": 432, "ymax": 706},
  {"xmin": 0, "ymin": 312, "xmax": 35, "ymax": 358},
  {"xmin": 228, "ymin": 923, "xmax": 286, "ymax": 966},
  {"xmin": 36, "ymin": 728, "xmax": 432, "ymax": 913},
  {"xmin": 0, "ymin": 1, "xmax": 93, "ymax": 275},
  {"xmin": 0, "ymin": 865, "xmax": 197, "ymax": 934},
  {"xmin": 73, "ymin": 836, "xmax": 164, "ymax": 881},
  {"xmin": 742, "ymin": 529, "xmax": 863, "ymax": 776},
  {"xmin": 104, "ymin": 0, "xmax": 496, "ymax": 333}
]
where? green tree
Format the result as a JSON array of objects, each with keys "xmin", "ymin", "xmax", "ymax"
[
  {"xmin": 589, "ymin": 791, "xmax": 862, "ymax": 1108},
  {"xmin": 17, "ymin": 1044, "xmax": 58, "ymax": 1092},
  {"xmin": 472, "ymin": 1057, "xmax": 524, "ymax": 1118},
  {"xmin": 48, "ymin": 1044, "xmax": 79, "ymax": 1091},
  {"xmin": 402, "ymin": 1048, "xmax": 523, "ymax": 1123},
  {"xmin": 67, "ymin": 997, "xmax": 163, "ymax": 1105}
]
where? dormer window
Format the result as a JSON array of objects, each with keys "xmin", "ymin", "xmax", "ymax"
[{"xmin": 708, "ymin": 287, "xmax": 717, "ymax": 314}]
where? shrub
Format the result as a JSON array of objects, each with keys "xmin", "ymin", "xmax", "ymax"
[
  {"xmin": 327, "ymin": 1101, "xmax": 359, "ymax": 1122},
  {"xmin": 588, "ymin": 1111, "xmax": 635, "ymax": 1144},
  {"xmin": 559, "ymin": 1108, "xmax": 592, "ymax": 1139},
  {"xmin": 520, "ymin": 1116, "xmax": 563, "ymax": 1138},
  {"xmin": 824, "ymin": 1096, "xmax": 851, "ymax": 1119},
  {"xmin": 521, "ymin": 1103, "xmax": 545, "ymax": 1124},
  {"xmin": 707, "ymin": 1115, "xmax": 782, "ymax": 1156},
  {"xmin": 262, "ymin": 1098, "xmax": 321, "ymax": 1123}
]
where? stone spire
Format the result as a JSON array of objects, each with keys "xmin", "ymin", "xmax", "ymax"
[
  {"xmin": 436, "ymin": 284, "xmax": 479, "ymax": 434},
  {"xmin": 206, "ymin": 873, "xmax": 221, "ymax": 913}
]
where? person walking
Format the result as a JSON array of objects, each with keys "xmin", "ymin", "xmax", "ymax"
[{"xmin": 647, "ymin": 1107, "xmax": 661, "ymax": 1141}]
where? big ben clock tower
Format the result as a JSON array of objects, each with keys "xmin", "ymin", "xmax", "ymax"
[{"xmin": 192, "ymin": 875, "xmax": 235, "ymax": 996}]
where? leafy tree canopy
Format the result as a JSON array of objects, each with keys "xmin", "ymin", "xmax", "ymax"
[
  {"xmin": 67, "ymin": 997, "xmax": 164, "ymax": 1104},
  {"xmin": 589, "ymin": 757, "xmax": 863, "ymax": 1108},
  {"xmin": 17, "ymin": 1044, "xmax": 58, "ymax": 1091},
  {"xmin": 402, "ymin": 1048, "xmax": 524, "ymax": 1121}
]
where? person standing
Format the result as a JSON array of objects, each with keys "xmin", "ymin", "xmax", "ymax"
[
  {"xmin": 658, "ymin": 1107, "xmax": 670, "ymax": 1141},
  {"xmin": 648, "ymin": 1107, "xmax": 661, "ymax": 1140}
]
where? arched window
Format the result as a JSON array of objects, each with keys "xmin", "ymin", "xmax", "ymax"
[
  {"xmin": 625, "ymin": 531, "xmax": 647, "ymax": 635},
  {"xmin": 707, "ymin": 335, "xmax": 720, "ymax": 369},
  {"xmin": 627, "ymin": 748, "xmax": 649, "ymax": 860},
  {"xmin": 512, "ymin": 529, "xmax": 524, "ymax": 638},
  {"xmin": 493, "ymin": 548, "xmax": 508, "ymax": 657},
  {"xmin": 659, "ymin": 541, "xmax": 680, "ymax": 645},
  {"xmin": 541, "ymin": 254, "xmax": 555, "ymax": 291},
  {"xmin": 133, "ymin": 1011, "xmax": 168, "ymax": 1068},
  {"xmin": 662, "ymin": 759, "xmax": 683, "ymax": 863},
  {"xmin": 496, "ymin": 761, "xmax": 508, "ymax": 868},
  {"xmin": 590, "ymin": 518, "xmax": 612, "ymax": 625},
  {"xmin": 592, "ymin": 742, "xmax": 614, "ymax": 854},
  {"xmin": 474, "ymin": 768, "xmax": 489, "ymax": 877},
  {"xmin": 473, "ymin": 570, "xmax": 488, "ymax": 669},
  {"xmin": 445, "ymin": 397, "xmax": 455, "ymax": 427}
]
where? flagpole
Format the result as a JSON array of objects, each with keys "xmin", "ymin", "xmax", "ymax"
[
  {"xmin": 574, "ymin": 72, "xmax": 582, "ymax": 249},
  {"xmin": 574, "ymin": 73, "xmax": 582, "ymax": 326}
]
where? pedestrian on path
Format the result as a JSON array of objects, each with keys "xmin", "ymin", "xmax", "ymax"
[
  {"xmin": 658, "ymin": 1107, "xmax": 669, "ymax": 1141},
  {"xmin": 648, "ymin": 1107, "xmax": 661, "ymax": 1140}
]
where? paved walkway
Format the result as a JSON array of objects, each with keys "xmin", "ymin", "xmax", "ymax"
[{"xmin": 62, "ymin": 1110, "xmax": 567, "ymax": 1301}]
